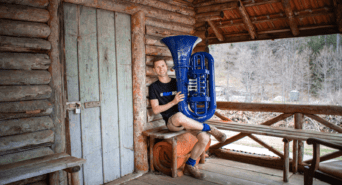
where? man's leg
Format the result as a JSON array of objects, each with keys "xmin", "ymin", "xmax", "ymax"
[
  {"xmin": 185, "ymin": 132, "xmax": 209, "ymax": 179},
  {"xmin": 169, "ymin": 112, "xmax": 227, "ymax": 143}
]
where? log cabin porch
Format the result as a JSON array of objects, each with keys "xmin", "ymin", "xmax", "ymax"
[{"xmin": 0, "ymin": 0, "xmax": 341, "ymax": 185}]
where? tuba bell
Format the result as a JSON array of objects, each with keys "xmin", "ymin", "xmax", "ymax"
[{"xmin": 161, "ymin": 35, "xmax": 216, "ymax": 122}]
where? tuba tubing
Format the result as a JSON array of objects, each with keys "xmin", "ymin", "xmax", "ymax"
[{"xmin": 161, "ymin": 35, "xmax": 216, "ymax": 122}]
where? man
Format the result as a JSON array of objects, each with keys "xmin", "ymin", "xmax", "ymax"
[{"xmin": 149, "ymin": 58, "xmax": 227, "ymax": 179}]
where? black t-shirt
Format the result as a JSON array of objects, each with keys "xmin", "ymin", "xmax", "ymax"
[{"xmin": 149, "ymin": 78, "xmax": 179, "ymax": 124}]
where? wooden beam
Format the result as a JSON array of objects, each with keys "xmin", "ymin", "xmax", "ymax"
[
  {"xmin": 0, "ymin": 70, "xmax": 51, "ymax": 85},
  {"xmin": 333, "ymin": 0, "xmax": 342, "ymax": 32},
  {"xmin": 0, "ymin": 0, "xmax": 50, "ymax": 8},
  {"xmin": 145, "ymin": 17, "xmax": 194, "ymax": 34},
  {"xmin": 210, "ymin": 133, "xmax": 250, "ymax": 149},
  {"xmin": 281, "ymin": 0, "xmax": 299, "ymax": 36},
  {"xmin": 305, "ymin": 114, "xmax": 342, "ymax": 133},
  {"xmin": 248, "ymin": 134, "xmax": 285, "ymax": 158},
  {"xmin": 0, "ymin": 53, "xmax": 51, "ymax": 70},
  {"xmin": 0, "ymin": 36, "xmax": 51, "ymax": 53},
  {"xmin": 238, "ymin": 0, "xmax": 257, "ymax": 39},
  {"xmin": 209, "ymin": 148, "xmax": 286, "ymax": 170},
  {"xmin": 217, "ymin": 102, "xmax": 342, "ymax": 116},
  {"xmin": 0, "ymin": 20, "xmax": 51, "ymax": 38},
  {"xmin": 195, "ymin": 1, "xmax": 239, "ymax": 13},
  {"xmin": 207, "ymin": 20, "xmax": 225, "ymax": 41},
  {"xmin": 0, "ymin": 85, "xmax": 52, "ymax": 102},
  {"xmin": 214, "ymin": 111, "xmax": 232, "ymax": 122},
  {"xmin": 303, "ymin": 151, "xmax": 342, "ymax": 164},
  {"xmin": 146, "ymin": 25, "xmax": 188, "ymax": 37},
  {"xmin": 0, "ymin": 4, "xmax": 50, "ymax": 23},
  {"xmin": 195, "ymin": 11, "xmax": 223, "ymax": 21}
]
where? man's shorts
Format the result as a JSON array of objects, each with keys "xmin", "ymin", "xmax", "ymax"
[{"xmin": 166, "ymin": 114, "xmax": 204, "ymax": 137}]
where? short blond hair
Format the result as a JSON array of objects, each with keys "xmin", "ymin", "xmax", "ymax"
[{"xmin": 152, "ymin": 57, "xmax": 166, "ymax": 68}]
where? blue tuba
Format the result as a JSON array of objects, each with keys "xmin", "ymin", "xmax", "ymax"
[{"xmin": 161, "ymin": 35, "xmax": 216, "ymax": 122}]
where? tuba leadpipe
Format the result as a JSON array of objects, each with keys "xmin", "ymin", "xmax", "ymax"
[{"xmin": 161, "ymin": 35, "xmax": 216, "ymax": 122}]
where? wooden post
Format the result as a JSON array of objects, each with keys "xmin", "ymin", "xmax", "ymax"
[
  {"xmin": 71, "ymin": 172, "xmax": 80, "ymax": 185},
  {"xmin": 49, "ymin": 172, "xmax": 59, "ymax": 185},
  {"xmin": 132, "ymin": 11, "xmax": 148, "ymax": 173},
  {"xmin": 149, "ymin": 137, "xmax": 155, "ymax": 172},
  {"xmin": 283, "ymin": 138, "xmax": 289, "ymax": 182},
  {"xmin": 292, "ymin": 139, "xmax": 298, "ymax": 173},
  {"xmin": 172, "ymin": 137, "xmax": 178, "ymax": 178},
  {"xmin": 293, "ymin": 113, "xmax": 303, "ymax": 173},
  {"xmin": 295, "ymin": 113, "xmax": 304, "ymax": 168},
  {"xmin": 64, "ymin": 166, "xmax": 81, "ymax": 185}
]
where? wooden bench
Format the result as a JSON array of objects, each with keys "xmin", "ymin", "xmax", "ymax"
[
  {"xmin": 0, "ymin": 153, "xmax": 86, "ymax": 185},
  {"xmin": 142, "ymin": 126, "xmax": 206, "ymax": 178},
  {"xmin": 206, "ymin": 119, "xmax": 342, "ymax": 182}
]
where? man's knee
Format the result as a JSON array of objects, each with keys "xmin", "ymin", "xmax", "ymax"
[
  {"xmin": 172, "ymin": 112, "xmax": 187, "ymax": 124},
  {"xmin": 197, "ymin": 132, "xmax": 210, "ymax": 145}
]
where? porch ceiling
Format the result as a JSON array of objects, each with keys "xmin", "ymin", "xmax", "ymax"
[{"xmin": 193, "ymin": 0, "xmax": 341, "ymax": 44}]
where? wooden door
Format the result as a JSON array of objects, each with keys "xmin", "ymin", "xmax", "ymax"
[{"xmin": 64, "ymin": 3, "xmax": 134, "ymax": 184}]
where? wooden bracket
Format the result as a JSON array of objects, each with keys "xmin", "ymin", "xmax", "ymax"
[
  {"xmin": 282, "ymin": 0, "xmax": 300, "ymax": 36},
  {"xmin": 238, "ymin": 0, "xmax": 257, "ymax": 39},
  {"xmin": 207, "ymin": 20, "xmax": 225, "ymax": 41}
]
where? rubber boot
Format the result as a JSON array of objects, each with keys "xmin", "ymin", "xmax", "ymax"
[
  {"xmin": 209, "ymin": 125, "xmax": 227, "ymax": 143},
  {"xmin": 185, "ymin": 164, "xmax": 205, "ymax": 179}
]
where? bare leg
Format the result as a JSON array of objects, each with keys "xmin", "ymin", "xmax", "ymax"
[
  {"xmin": 190, "ymin": 132, "xmax": 210, "ymax": 160},
  {"xmin": 170, "ymin": 112, "xmax": 204, "ymax": 130}
]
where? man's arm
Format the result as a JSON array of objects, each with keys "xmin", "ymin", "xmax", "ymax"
[{"xmin": 150, "ymin": 92, "xmax": 184, "ymax": 115}]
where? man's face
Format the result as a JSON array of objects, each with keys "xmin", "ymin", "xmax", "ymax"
[{"xmin": 153, "ymin": 60, "xmax": 168, "ymax": 77}]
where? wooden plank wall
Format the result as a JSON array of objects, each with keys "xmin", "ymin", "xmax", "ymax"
[{"xmin": 0, "ymin": 0, "xmax": 55, "ymax": 184}]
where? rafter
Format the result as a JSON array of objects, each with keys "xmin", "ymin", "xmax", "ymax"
[
  {"xmin": 207, "ymin": 20, "xmax": 225, "ymax": 41},
  {"xmin": 281, "ymin": 0, "xmax": 299, "ymax": 36},
  {"xmin": 333, "ymin": 0, "xmax": 342, "ymax": 32},
  {"xmin": 238, "ymin": 0, "xmax": 257, "ymax": 39}
]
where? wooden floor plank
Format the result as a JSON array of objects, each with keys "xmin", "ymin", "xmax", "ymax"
[
  {"xmin": 207, "ymin": 158, "xmax": 283, "ymax": 177},
  {"xmin": 122, "ymin": 179, "xmax": 151, "ymax": 185},
  {"xmin": 150, "ymin": 173, "xmax": 219, "ymax": 185},
  {"xmin": 200, "ymin": 170, "xmax": 264, "ymax": 185},
  {"xmin": 137, "ymin": 174, "xmax": 178, "ymax": 185},
  {"xmin": 288, "ymin": 173, "xmax": 329, "ymax": 185},
  {"xmin": 198, "ymin": 161, "xmax": 284, "ymax": 185}
]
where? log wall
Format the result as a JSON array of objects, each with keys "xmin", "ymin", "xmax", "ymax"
[
  {"xmin": 144, "ymin": 3, "xmax": 195, "ymax": 129},
  {"xmin": 0, "ymin": 0, "xmax": 56, "ymax": 184}
]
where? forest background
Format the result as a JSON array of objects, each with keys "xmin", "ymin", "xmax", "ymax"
[
  {"xmin": 209, "ymin": 34, "xmax": 342, "ymax": 157},
  {"xmin": 211, "ymin": 34, "xmax": 342, "ymax": 105}
]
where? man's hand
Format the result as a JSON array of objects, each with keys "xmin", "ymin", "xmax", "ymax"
[{"xmin": 173, "ymin": 92, "xmax": 184, "ymax": 104}]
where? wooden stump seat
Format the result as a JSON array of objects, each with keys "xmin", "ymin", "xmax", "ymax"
[
  {"xmin": 304, "ymin": 138, "xmax": 342, "ymax": 185},
  {"xmin": 206, "ymin": 120, "xmax": 342, "ymax": 182},
  {"xmin": 0, "ymin": 153, "xmax": 86, "ymax": 185},
  {"xmin": 142, "ymin": 126, "xmax": 206, "ymax": 178}
]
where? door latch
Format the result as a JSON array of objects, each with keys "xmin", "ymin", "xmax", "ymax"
[{"xmin": 66, "ymin": 101, "xmax": 82, "ymax": 114}]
